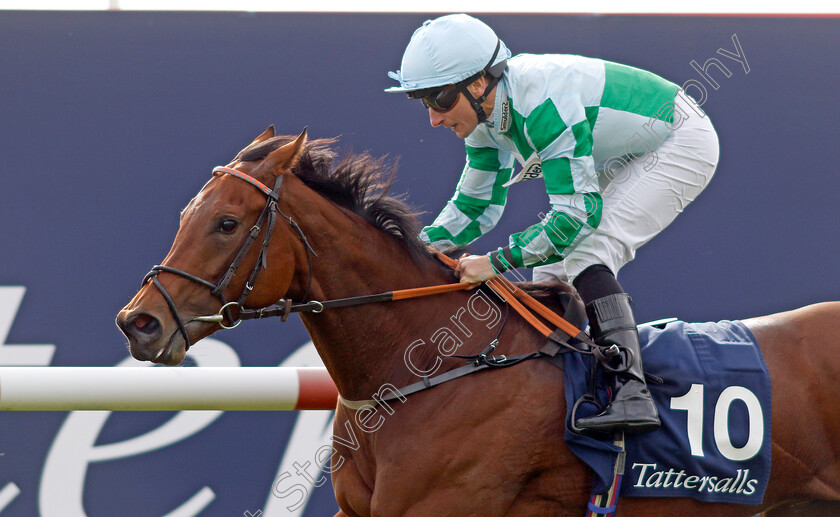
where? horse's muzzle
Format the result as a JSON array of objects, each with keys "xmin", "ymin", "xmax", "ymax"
[{"xmin": 117, "ymin": 311, "xmax": 165, "ymax": 361}]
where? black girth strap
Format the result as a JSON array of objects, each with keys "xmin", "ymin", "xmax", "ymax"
[
  {"xmin": 336, "ymin": 301, "xmax": 592, "ymax": 410},
  {"xmin": 338, "ymin": 332, "xmax": 579, "ymax": 410}
]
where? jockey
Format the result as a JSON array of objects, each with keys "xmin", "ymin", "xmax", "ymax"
[{"xmin": 386, "ymin": 14, "xmax": 719, "ymax": 434}]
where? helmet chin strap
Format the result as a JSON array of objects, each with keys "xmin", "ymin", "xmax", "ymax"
[
  {"xmin": 457, "ymin": 39, "xmax": 504, "ymax": 124},
  {"xmin": 458, "ymin": 74, "xmax": 501, "ymax": 123}
]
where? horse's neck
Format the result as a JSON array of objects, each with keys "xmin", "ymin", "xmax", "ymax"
[{"xmin": 292, "ymin": 204, "xmax": 466, "ymax": 399}]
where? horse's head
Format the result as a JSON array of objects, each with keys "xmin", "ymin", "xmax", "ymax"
[{"xmin": 116, "ymin": 126, "xmax": 310, "ymax": 365}]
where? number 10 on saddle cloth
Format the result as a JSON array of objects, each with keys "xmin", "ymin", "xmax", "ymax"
[{"xmin": 563, "ymin": 319, "xmax": 771, "ymax": 505}]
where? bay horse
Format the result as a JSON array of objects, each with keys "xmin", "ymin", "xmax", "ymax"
[{"xmin": 116, "ymin": 127, "xmax": 840, "ymax": 516}]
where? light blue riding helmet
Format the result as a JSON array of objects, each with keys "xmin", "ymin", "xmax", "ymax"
[{"xmin": 386, "ymin": 14, "xmax": 511, "ymax": 122}]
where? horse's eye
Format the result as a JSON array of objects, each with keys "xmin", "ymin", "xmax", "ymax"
[{"xmin": 218, "ymin": 219, "xmax": 238, "ymax": 233}]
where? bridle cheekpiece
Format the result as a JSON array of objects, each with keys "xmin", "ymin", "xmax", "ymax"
[{"xmin": 141, "ymin": 165, "xmax": 316, "ymax": 351}]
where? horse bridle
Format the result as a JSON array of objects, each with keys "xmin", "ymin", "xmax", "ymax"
[
  {"xmin": 141, "ymin": 166, "xmax": 317, "ymax": 351},
  {"xmin": 138, "ymin": 166, "xmax": 600, "ymax": 375},
  {"xmin": 138, "ymin": 164, "xmax": 482, "ymax": 354}
]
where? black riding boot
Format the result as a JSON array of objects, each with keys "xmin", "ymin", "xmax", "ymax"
[{"xmin": 575, "ymin": 293, "xmax": 660, "ymax": 434}]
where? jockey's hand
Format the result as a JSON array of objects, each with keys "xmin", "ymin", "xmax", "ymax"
[{"xmin": 455, "ymin": 253, "xmax": 497, "ymax": 285}]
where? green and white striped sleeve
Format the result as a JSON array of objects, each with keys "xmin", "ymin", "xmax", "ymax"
[
  {"xmin": 489, "ymin": 96, "xmax": 603, "ymax": 272},
  {"xmin": 420, "ymin": 145, "xmax": 514, "ymax": 250}
]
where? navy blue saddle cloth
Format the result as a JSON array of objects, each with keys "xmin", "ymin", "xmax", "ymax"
[{"xmin": 562, "ymin": 319, "xmax": 771, "ymax": 505}]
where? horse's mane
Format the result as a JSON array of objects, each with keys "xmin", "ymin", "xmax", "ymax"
[
  {"xmin": 235, "ymin": 135, "xmax": 428, "ymax": 258},
  {"xmin": 233, "ymin": 134, "xmax": 585, "ymax": 321}
]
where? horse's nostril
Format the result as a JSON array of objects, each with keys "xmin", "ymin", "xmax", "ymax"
[
  {"xmin": 130, "ymin": 314, "xmax": 161, "ymax": 337},
  {"xmin": 134, "ymin": 314, "xmax": 153, "ymax": 330}
]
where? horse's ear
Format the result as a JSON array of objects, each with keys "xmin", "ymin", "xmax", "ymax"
[
  {"xmin": 264, "ymin": 127, "xmax": 307, "ymax": 176},
  {"xmin": 249, "ymin": 125, "xmax": 276, "ymax": 146}
]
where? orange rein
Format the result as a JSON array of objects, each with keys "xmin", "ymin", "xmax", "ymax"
[
  {"xmin": 333, "ymin": 250, "xmax": 592, "ymax": 410},
  {"xmin": 231, "ymin": 248, "xmax": 589, "ymax": 346},
  {"xmin": 390, "ymin": 281, "xmax": 475, "ymax": 300},
  {"xmin": 429, "ymin": 250, "xmax": 590, "ymax": 343}
]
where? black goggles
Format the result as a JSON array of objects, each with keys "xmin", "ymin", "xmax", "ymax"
[{"xmin": 410, "ymin": 84, "xmax": 462, "ymax": 113}]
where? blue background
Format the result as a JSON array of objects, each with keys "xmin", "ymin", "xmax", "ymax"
[{"xmin": 0, "ymin": 11, "xmax": 837, "ymax": 516}]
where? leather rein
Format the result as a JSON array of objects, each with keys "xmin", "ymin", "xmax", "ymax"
[{"xmin": 141, "ymin": 165, "xmax": 596, "ymax": 363}]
